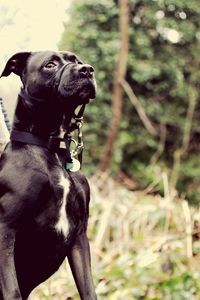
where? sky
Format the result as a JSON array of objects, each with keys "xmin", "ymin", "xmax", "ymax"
[{"xmin": 0, "ymin": 0, "xmax": 70, "ymax": 117}]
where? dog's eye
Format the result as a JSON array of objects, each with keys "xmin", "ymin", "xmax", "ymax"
[
  {"xmin": 68, "ymin": 55, "xmax": 77, "ymax": 63},
  {"xmin": 44, "ymin": 62, "xmax": 57, "ymax": 69}
]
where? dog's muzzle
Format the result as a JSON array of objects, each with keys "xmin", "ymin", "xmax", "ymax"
[{"xmin": 55, "ymin": 62, "xmax": 96, "ymax": 103}]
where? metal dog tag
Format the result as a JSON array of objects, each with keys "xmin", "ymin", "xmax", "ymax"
[{"xmin": 70, "ymin": 158, "xmax": 81, "ymax": 172}]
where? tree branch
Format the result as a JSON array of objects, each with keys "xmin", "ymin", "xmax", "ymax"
[{"xmin": 120, "ymin": 78, "xmax": 157, "ymax": 136}]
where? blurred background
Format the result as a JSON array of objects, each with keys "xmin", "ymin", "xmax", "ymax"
[{"xmin": 0, "ymin": 0, "xmax": 200, "ymax": 299}]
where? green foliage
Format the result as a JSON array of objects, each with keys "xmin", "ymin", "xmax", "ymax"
[
  {"xmin": 30, "ymin": 180, "xmax": 200, "ymax": 299},
  {"xmin": 59, "ymin": 0, "xmax": 200, "ymax": 202}
]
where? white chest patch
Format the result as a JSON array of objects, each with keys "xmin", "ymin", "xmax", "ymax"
[{"xmin": 55, "ymin": 173, "xmax": 70, "ymax": 237}]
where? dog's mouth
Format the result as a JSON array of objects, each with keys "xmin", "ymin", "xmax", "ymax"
[
  {"xmin": 61, "ymin": 77, "xmax": 96, "ymax": 105},
  {"xmin": 76, "ymin": 78, "xmax": 96, "ymax": 103},
  {"xmin": 60, "ymin": 76, "xmax": 96, "ymax": 129}
]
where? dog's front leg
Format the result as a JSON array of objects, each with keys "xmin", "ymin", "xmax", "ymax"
[
  {"xmin": 68, "ymin": 232, "xmax": 97, "ymax": 300},
  {"xmin": 0, "ymin": 224, "xmax": 21, "ymax": 300}
]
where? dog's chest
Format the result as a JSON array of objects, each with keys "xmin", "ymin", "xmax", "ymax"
[{"xmin": 54, "ymin": 172, "xmax": 70, "ymax": 238}]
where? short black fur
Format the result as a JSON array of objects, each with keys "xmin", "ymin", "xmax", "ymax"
[{"xmin": 0, "ymin": 51, "xmax": 97, "ymax": 300}]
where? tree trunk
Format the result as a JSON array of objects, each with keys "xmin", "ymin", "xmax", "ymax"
[{"xmin": 98, "ymin": 0, "xmax": 129, "ymax": 172}]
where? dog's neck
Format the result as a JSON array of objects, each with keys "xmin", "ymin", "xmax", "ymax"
[{"xmin": 12, "ymin": 92, "xmax": 76, "ymax": 137}]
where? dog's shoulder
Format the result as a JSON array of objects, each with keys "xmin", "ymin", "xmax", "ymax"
[{"xmin": 0, "ymin": 143, "xmax": 49, "ymax": 196}]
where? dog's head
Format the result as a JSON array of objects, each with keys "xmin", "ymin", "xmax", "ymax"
[{"xmin": 1, "ymin": 51, "xmax": 96, "ymax": 106}]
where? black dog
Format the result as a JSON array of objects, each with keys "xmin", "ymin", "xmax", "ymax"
[{"xmin": 0, "ymin": 51, "xmax": 97, "ymax": 300}]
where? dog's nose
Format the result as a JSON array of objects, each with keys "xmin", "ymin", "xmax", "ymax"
[{"xmin": 78, "ymin": 64, "xmax": 94, "ymax": 78}]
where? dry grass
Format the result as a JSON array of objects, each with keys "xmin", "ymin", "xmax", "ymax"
[{"xmin": 30, "ymin": 172, "xmax": 200, "ymax": 299}]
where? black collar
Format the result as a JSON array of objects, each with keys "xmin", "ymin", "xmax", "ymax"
[
  {"xmin": 9, "ymin": 102, "xmax": 86, "ymax": 170},
  {"xmin": 10, "ymin": 130, "xmax": 73, "ymax": 169},
  {"xmin": 10, "ymin": 130, "xmax": 67, "ymax": 152}
]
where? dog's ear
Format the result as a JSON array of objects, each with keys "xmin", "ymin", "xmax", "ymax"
[{"xmin": 1, "ymin": 52, "xmax": 31, "ymax": 77}]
